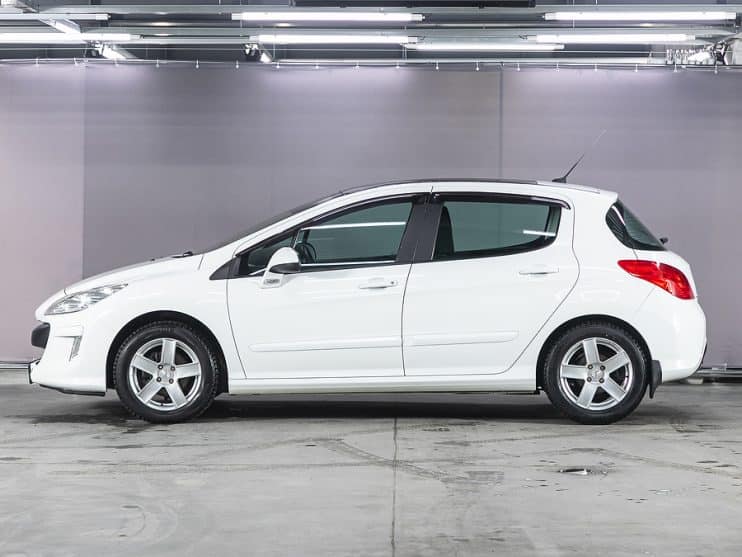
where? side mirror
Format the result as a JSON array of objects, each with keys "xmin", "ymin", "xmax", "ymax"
[
  {"xmin": 261, "ymin": 247, "xmax": 301, "ymax": 289},
  {"xmin": 660, "ymin": 237, "xmax": 669, "ymax": 245},
  {"xmin": 269, "ymin": 262, "xmax": 301, "ymax": 274}
]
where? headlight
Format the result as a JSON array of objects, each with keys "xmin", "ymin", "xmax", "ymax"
[{"xmin": 45, "ymin": 284, "xmax": 127, "ymax": 315}]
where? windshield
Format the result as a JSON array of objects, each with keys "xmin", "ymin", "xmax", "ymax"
[{"xmin": 200, "ymin": 191, "xmax": 345, "ymax": 253}]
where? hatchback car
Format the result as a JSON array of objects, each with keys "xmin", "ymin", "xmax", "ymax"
[{"xmin": 30, "ymin": 179, "xmax": 706, "ymax": 424}]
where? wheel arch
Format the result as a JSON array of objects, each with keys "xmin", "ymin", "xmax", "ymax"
[
  {"xmin": 106, "ymin": 310, "xmax": 229, "ymax": 395},
  {"xmin": 535, "ymin": 314, "xmax": 652, "ymax": 389}
]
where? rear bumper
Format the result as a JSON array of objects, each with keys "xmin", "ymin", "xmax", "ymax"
[{"xmin": 634, "ymin": 291, "xmax": 706, "ymax": 383}]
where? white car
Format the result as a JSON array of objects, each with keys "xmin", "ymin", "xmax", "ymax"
[{"xmin": 30, "ymin": 179, "xmax": 706, "ymax": 424}]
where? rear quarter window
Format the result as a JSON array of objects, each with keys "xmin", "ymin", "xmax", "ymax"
[{"xmin": 606, "ymin": 201, "xmax": 665, "ymax": 251}]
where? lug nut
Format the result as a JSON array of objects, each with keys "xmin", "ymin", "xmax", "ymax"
[
  {"xmin": 588, "ymin": 365, "xmax": 593, "ymax": 370},
  {"xmin": 587, "ymin": 377, "xmax": 592, "ymax": 382},
  {"xmin": 170, "ymin": 366, "xmax": 175, "ymax": 371},
  {"xmin": 169, "ymin": 379, "xmax": 174, "ymax": 384},
  {"xmin": 156, "ymin": 377, "xmax": 161, "ymax": 382},
  {"xmin": 599, "ymin": 379, "xmax": 605, "ymax": 383},
  {"xmin": 600, "ymin": 366, "xmax": 606, "ymax": 371},
  {"xmin": 158, "ymin": 365, "xmax": 163, "ymax": 370}
]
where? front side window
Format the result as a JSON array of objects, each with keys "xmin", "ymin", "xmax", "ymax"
[
  {"xmin": 433, "ymin": 197, "xmax": 561, "ymax": 260},
  {"xmin": 237, "ymin": 199, "xmax": 414, "ymax": 276},
  {"xmin": 295, "ymin": 200, "xmax": 413, "ymax": 268}
]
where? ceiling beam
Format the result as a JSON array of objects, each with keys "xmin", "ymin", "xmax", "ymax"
[{"xmin": 39, "ymin": 4, "xmax": 742, "ymax": 17}]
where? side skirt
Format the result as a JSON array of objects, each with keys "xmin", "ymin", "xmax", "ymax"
[{"xmin": 227, "ymin": 375, "xmax": 535, "ymax": 396}]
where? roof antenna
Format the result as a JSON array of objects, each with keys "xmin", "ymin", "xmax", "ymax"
[{"xmin": 553, "ymin": 129, "xmax": 607, "ymax": 183}]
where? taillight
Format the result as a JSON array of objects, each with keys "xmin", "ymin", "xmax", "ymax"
[{"xmin": 618, "ymin": 260, "xmax": 694, "ymax": 300}]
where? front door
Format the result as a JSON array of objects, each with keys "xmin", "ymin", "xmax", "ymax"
[
  {"xmin": 227, "ymin": 195, "xmax": 423, "ymax": 379},
  {"xmin": 402, "ymin": 189, "xmax": 579, "ymax": 376}
]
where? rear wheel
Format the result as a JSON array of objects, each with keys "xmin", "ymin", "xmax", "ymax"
[
  {"xmin": 542, "ymin": 321, "xmax": 648, "ymax": 424},
  {"xmin": 113, "ymin": 321, "xmax": 219, "ymax": 423}
]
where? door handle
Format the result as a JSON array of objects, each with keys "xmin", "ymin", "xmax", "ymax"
[
  {"xmin": 519, "ymin": 266, "xmax": 559, "ymax": 276},
  {"xmin": 359, "ymin": 278, "xmax": 398, "ymax": 289}
]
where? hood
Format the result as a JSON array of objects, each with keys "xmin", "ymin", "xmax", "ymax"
[
  {"xmin": 36, "ymin": 254, "xmax": 203, "ymax": 319},
  {"xmin": 65, "ymin": 254, "xmax": 204, "ymax": 294}
]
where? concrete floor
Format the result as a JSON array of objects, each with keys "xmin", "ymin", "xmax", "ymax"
[{"xmin": 1, "ymin": 371, "xmax": 741, "ymax": 556}]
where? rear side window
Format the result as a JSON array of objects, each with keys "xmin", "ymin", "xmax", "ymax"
[
  {"xmin": 433, "ymin": 197, "xmax": 561, "ymax": 260},
  {"xmin": 606, "ymin": 201, "xmax": 665, "ymax": 251}
]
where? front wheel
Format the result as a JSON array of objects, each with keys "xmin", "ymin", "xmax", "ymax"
[
  {"xmin": 113, "ymin": 321, "xmax": 219, "ymax": 423},
  {"xmin": 542, "ymin": 321, "xmax": 648, "ymax": 425}
]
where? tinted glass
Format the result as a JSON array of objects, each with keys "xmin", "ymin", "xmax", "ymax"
[
  {"xmin": 238, "ymin": 232, "xmax": 294, "ymax": 276},
  {"xmin": 433, "ymin": 198, "xmax": 561, "ymax": 260},
  {"xmin": 295, "ymin": 201, "xmax": 413, "ymax": 267},
  {"xmin": 606, "ymin": 201, "xmax": 665, "ymax": 251}
]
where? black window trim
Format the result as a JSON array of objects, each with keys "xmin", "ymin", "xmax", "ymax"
[
  {"xmin": 411, "ymin": 191, "xmax": 566, "ymax": 264},
  {"xmin": 211, "ymin": 193, "xmax": 430, "ymax": 279}
]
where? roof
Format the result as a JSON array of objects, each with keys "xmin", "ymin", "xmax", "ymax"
[{"xmin": 339, "ymin": 178, "xmax": 605, "ymax": 197}]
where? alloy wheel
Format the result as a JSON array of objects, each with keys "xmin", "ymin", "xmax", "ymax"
[
  {"xmin": 558, "ymin": 337, "xmax": 634, "ymax": 411},
  {"xmin": 127, "ymin": 338, "xmax": 203, "ymax": 411}
]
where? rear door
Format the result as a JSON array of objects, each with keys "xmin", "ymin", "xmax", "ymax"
[{"xmin": 402, "ymin": 186, "xmax": 579, "ymax": 376}]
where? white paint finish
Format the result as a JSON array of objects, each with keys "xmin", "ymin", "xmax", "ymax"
[
  {"xmin": 404, "ymin": 331, "xmax": 518, "ymax": 347},
  {"xmin": 228, "ymin": 264, "xmax": 411, "ymax": 378},
  {"xmin": 402, "ymin": 181, "xmax": 579, "ymax": 376},
  {"xmin": 30, "ymin": 180, "xmax": 706, "ymax": 407},
  {"xmin": 249, "ymin": 336, "xmax": 399, "ymax": 352},
  {"xmin": 31, "ymin": 254, "xmax": 244, "ymax": 393},
  {"xmin": 402, "ymin": 251, "xmax": 578, "ymax": 376}
]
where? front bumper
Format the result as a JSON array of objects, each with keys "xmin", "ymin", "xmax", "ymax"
[
  {"xmin": 31, "ymin": 323, "xmax": 50, "ymax": 349},
  {"xmin": 29, "ymin": 320, "xmax": 106, "ymax": 396}
]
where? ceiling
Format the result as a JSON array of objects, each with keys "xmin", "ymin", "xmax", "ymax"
[{"xmin": 0, "ymin": 0, "xmax": 739, "ymax": 67}]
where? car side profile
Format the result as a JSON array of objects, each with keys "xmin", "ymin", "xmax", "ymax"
[{"xmin": 29, "ymin": 179, "xmax": 707, "ymax": 424}]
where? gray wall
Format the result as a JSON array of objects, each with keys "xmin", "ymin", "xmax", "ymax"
[
  {"xmin": 1, "ymin": 64, "xmax": 740, "ymax": 364},
  {"xmin": 82, "ymin": 67, "xmax": 503, "ymax": 273},
  {"xmin": 0, "ymin": 66, "xmax": 85, "ymax": 360}
]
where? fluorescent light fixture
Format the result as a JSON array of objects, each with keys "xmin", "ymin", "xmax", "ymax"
[
  {"xmin": 0, "ymin": 13, "xmax": 109, "ymax": 21},
  {"xmin": 254, "ymin": 33, "xmax": 414, "ymax": 45},
  {"xmin": 545, "ymin": 11, "xmax": 736, "ymax": 22},
  {"xmin": 233, "ymin": 11, "xmax": 423, "ymax": 23},
  {"xmin": 535, "ymin": 33, "xmax": 695, "ymax": 44},
  {"xmin": 0, "ymin": 32, "xmax": 134, "ymax": 43},
  {"xmin": 406, "ymin": 41, "xmax": 564, "ymax": 51}
]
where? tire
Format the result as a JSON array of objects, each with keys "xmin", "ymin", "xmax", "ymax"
[
  {"xmin": 113, "ymin": 321, "xmax": 219, "ymax": 423},
  {"xmin": 542, "ymin": 321, "xmax": 648, "ymax": 425}
]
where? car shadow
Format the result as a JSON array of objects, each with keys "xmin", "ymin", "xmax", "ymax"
[
  {"xmin": 17, "ymin": 390, "xmax": 692, "ymax": 427},
  {"xmin": 202, "ymin": 394, "xmax": 564, "ymax": 422}
]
